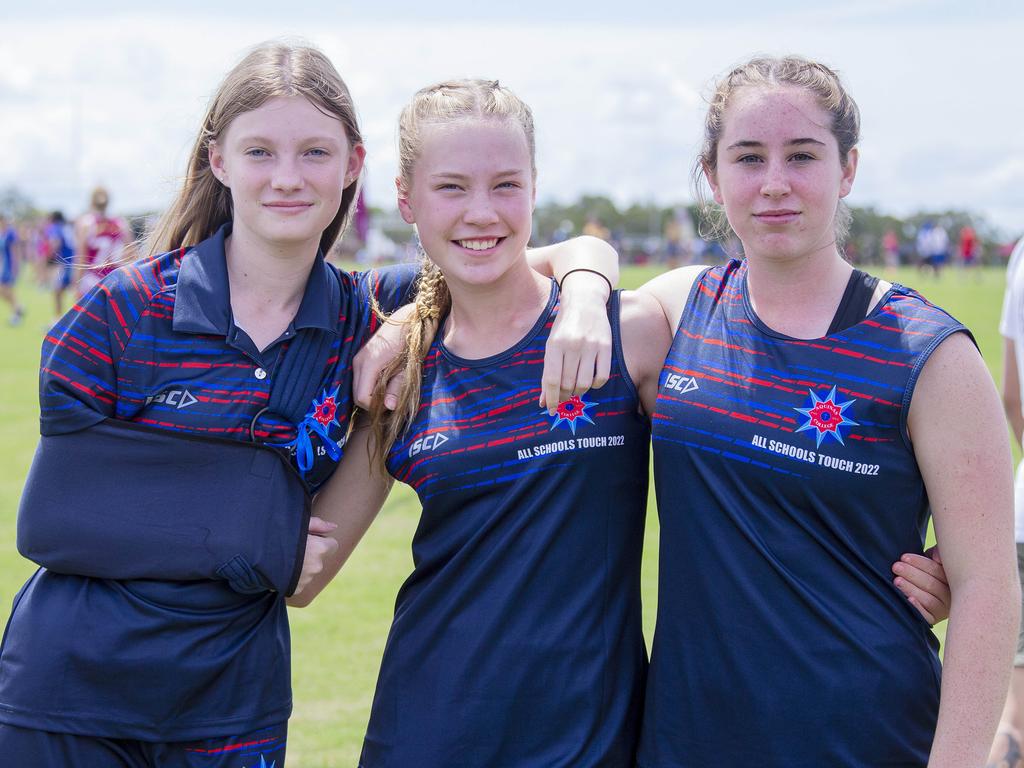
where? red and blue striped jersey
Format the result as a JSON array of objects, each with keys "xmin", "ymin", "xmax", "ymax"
[
  {"xmin": 639, "ymin": 259, "xmax": 967, "ymax": 767},
  {"xmin": 40, "ymin": 223, "xmax": 416, "ymax": 491},
  {"xmin": 361, "ymin": 287, "xmax": 650, "ymax": 768}
]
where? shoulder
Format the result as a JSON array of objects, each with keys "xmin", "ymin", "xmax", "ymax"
[
  {"xmin": 881, "ymin": 283, "xmax": 966, "ymax": 335},
  {"xmin": 350, "ymin": 262, "xmax": 420, "ymax": 311},
  {"xmin": 81, "ymin": 248, "xmax": 182, "ymax": 333},
  {"xmin": 908, "ymin": 329, "xmax": 998, "ymax": 445},
  {"xmin": 636, "ymin": 263, "xmax": 715, "ymax": 335},
  {"xmin": 619, "ymin": 290, "xmax": 673, "ymax": 408}
]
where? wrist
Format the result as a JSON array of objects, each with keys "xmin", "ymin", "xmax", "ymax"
[{"xmin": 558, "ymin": 268, "xmax": 612, "ymax": 301}]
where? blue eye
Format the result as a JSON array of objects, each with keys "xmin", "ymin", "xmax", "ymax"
[
  {"xmin": 737, "ymin": 154, "xmax": 763, "ymax": 164},
  {"xmin": 306, "ymin": 148, "xmax": 329, "ymax": 157},
  {"xmin": 245, "ymin": 148, "xmax": 269, "ymax": 158}
]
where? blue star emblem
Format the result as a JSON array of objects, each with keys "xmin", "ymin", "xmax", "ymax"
[
  {"xmin": 794, "ymin": 385, "xmax": 858, "ymax": 447},
  {"xmin": 547, "ymin": 395, "xmax": 597, "ymax": 435}
]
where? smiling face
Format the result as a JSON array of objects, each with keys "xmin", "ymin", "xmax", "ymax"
[
  {"xmin": 209, "ymin": 95, "xmax": 364, "ymax": 254},
  {"xmin": 397, "ymin": 117, "xmax": 535, "ymax": 289},
  {"xmin": 706, "ymin": 85, "xmax": 857, "ymax": 264}
]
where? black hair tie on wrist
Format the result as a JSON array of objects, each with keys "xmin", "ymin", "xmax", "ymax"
[{"xmin": 557, "ymin": 268, "xmax": 613, "ymax": 297}]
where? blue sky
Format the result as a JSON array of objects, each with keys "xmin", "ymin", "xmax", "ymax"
[{"xmin": 1, "ymin": 1, "xmax": 1021, "ymax": 235}]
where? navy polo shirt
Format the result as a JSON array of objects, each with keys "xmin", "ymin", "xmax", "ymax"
[
  {"xmin": 40, "ymin": 222, "xmax": 416, "ymax": 490},
  {"xmin": 0, "ymin": 224, "xmax": 417, "ymax": 741}
]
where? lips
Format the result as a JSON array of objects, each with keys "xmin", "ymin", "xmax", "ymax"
[
  {"xmin": 455, "ymin": 237, "xmax": 505, "ymax": 252},
  {"xmin": 263, "ymin": 201, "xmax": 314, "ymax": 212},
  {"xmin": 754, "ymin": 210, "xmax": 799, "ymax": 223}
]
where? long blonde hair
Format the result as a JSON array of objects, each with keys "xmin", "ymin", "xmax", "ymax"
[
  {"xmin": 147, "ymin": 41, "xmax": 363, "ymax": 256},
  {"xmin": 369, "ymin": 79, "xmax": 535, "ymax": 471}
]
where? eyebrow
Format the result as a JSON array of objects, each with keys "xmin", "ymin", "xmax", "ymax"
[
  {"xmin": 429, "ymin": 170, "xmax": 526, "ymax": 181},
  {"xmin": 234, "ymin": 135, "xmax": 342, "ymax": 145},
  {"xmin": 725, "ymin": 138, "xmax": 827, "ymax": 151}
]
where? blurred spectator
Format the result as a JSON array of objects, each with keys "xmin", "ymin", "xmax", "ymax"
[
  {"xmin": 74, "ymin": 186, "xmax": 133, "ymax": 296},
  {"xmin": 882, "ymin": 229, "xmax": 901, "ymax": 270},
  {"xmin": 0, "ymin": 214, "xmax": 25, "ymax": 325},
  {"xmin": 44, "ymin": 211, "xmax": 76, "ymax": 320}
]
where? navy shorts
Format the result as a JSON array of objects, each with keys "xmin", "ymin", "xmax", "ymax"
[{"xmin": 0, "ymin": 722, "xmax": 286, "ymax": 768}]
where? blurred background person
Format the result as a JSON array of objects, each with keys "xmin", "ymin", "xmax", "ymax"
[
  {"xmin": 44, "ymin": 211, "xmax": 76, "ymax": 321},
  {"xmin": 74, "ymin": 186, "xmax": 133, "ymax": 296},
  {"xmin": 0, "ymin": 214, "xmax": 25, "ymax": 326}
]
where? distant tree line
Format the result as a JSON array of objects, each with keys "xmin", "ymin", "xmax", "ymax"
[{"xmin": 3, "ymin": 183, "xmax": 1015, "ymax": 268}]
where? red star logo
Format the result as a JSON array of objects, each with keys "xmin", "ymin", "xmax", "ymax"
[{"xmin": 313, "ymin": 397, "xmax": 337, "ymax": 426}]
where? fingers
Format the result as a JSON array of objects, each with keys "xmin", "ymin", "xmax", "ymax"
[
  {"xmin": 541, "ymin": 341, "xmax": 564, "ymax": 414},
  {"xmin": 307, "ymin": 516, "xmax": 339, "ymax": 536},
  {"xmin": 924, "ymin": 544, "xmax": 943, "ymax": 565},
  {"xmin": 352, "ymin": 314, "xmax": 408, "ymax": 411},
  {"xmin": 384, "ymin": 370, "xmax": 405, "ymax": 411},
  {"xmin": 905, "ymin": 596, "xmax": 937, "ymax": 626},
  {"xmin": 892, "ymin": 553, "xmax": 950, "ymax": 624},
  {"xmin": 592, "ymin": 344, "xmax": 611, "ymax": 392},
  {"xmin": 539, "ymin": 332, "xmax": 611, "ymax": 413},
  {"xmin": 560, "ymin": 348, "xmax": 584, "ymax": 406},
  {"xmin": 352, "ymin": 346, "xmax": 377, "ymax": 411},
  {"xmin": 540, "ymin": 289, "xmax": 613, "ymax": 413},
  {"xmin": 292, "ymin": 531, "xmax": 340, "ymax": 596}
]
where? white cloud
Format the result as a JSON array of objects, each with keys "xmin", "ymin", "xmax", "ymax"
[{"xmin": 0, "ymin": 11, "xmax": 1022, "ymax": 236}]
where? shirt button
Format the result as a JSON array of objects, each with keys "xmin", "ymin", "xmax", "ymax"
[{"xmin": 254, "ymin": 367, "xmax": 267, "ymax": 380}]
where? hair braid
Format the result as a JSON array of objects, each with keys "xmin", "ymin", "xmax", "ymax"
[{"xmin": 369, "ymin": 255, "xmax": 451, "ymax": 472}]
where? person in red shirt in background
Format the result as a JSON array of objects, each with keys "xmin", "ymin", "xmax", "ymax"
[{"xmin": 74, "ymin": 186, "xmax": 135, "ymax": 297}]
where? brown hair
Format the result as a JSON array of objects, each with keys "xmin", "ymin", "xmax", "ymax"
[
  {"xmin": 369, "ymin": 78, "xmax": 535, "ymax": 471},
  {"xmin": 694, "ymin": 55, "xmax": 861, "ymax": 246},
  {"xmin": 147, "ymin": 41, "xmax": 363, "ymax": 256}
]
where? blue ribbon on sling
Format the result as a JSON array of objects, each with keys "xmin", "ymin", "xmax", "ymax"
[{"xmin": 270, "ymin": 387, "xmax": 344, "ymax": 477}]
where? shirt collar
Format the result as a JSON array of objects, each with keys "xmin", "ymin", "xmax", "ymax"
[{"xmin": 173, "ymin": 222, "xmax": 340, "ymax": 336}]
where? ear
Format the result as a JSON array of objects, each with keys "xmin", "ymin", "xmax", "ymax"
[
  {"xmin": 208, "ymin": 140, "xmax": 228, "ymax": 188},
  {"xmin": 396, "ymin": 177, "xmax": 416, "ymax": 225},
  {"xmin": 704, "ymin": 161, "xmax": 723, "ymax": 205},
  {"xmin": 345, "ymin": 143, "xmax": 367, "ymax": 188},
  {"xmin": 838, "ymin": 146, "xmax": 858, "ymax": 199}
]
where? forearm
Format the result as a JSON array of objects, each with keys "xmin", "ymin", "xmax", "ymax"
[
  {"xmin": 527, "ymin": 236, "xmax": 619, "ymax": 290},
  {"xmin": 288, "ymin": 427, "xmax": 393, "ymax": 606},
  {"xmin": 928, "ymin": 577, "xmax": 1020, "ymax": 767}
]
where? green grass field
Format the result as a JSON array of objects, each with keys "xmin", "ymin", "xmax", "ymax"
[{"xmin": 0, "ymin": 264, "xmax": 1009, "ymax": 766}]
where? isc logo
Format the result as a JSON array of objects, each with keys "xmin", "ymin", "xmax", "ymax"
[
  {"xmin": 408, "ymin": 432, "xmax": 449, "ymax": 458},
  {"xmin": 145, "ymin": 388, "xmax": 198, "ymax": 409},
  {"xmin": 664, "ymin": 374, "xmax": 699, "ymax": 394}
]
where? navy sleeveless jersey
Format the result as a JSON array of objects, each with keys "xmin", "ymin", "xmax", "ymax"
[
  {"xmin": 0, "ymin": 224, "xmax": 416, "ymax": 741},
  {"xmin": 360, "ymin": 286, "xmax": 649, "ymax": 768},
  {"xmin": 638, "ymin": 260, "xmax": 967, "ymax": 767}
]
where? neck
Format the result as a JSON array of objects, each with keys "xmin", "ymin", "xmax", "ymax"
[
  {"xmin": 745, "ymin": 246, "xmax": 852, "ymax": 339},
  {"xmin": 442, "ymin": 258, "xmax": 551, "ymax": 359},
  {"xmin": 224, "ymin": 229, "xmax": 318, "ymax": 313},
  {"xmin": 224, "ymin": 230, "xmax": 319, "ymax": 351}
]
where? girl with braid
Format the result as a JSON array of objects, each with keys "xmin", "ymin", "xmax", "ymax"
[{"xmin": 357, "ymin": 72, "xmax": 957, "ymax": 768}]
